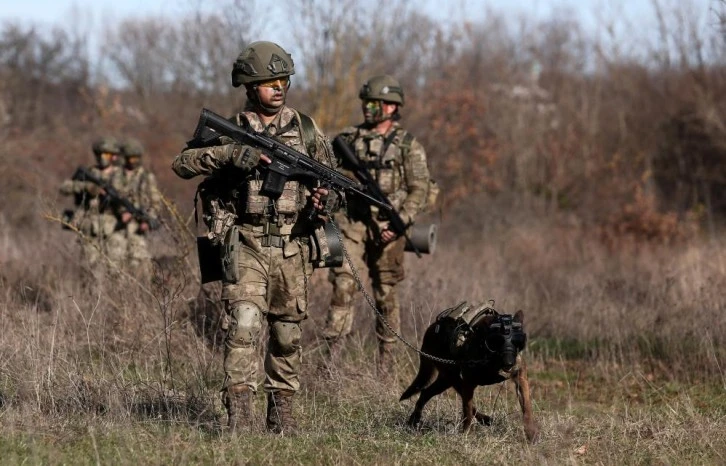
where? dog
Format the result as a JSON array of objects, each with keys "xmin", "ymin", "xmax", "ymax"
[{"xmin": 400, "ymin": 301, "xmax": 538, "ymax": 442}]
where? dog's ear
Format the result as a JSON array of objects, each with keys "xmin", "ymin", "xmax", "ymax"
[{"xmin": 514, "ymin": 310, "xmax": 524, "ymax": 324}]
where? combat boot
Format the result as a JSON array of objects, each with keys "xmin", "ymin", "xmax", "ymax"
[
  {"xmin": 224, "ymin": 384, "xmax": 253, "ymax": 432},
  {"xmin": 266, "ymin": 389, "xmax": 297, "ymax": 435}
]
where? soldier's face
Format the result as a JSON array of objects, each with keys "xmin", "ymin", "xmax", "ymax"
[
  {"xmin": 125, "ymin": 156, "xmax": 141, "ymax": 170},
  {"xmin": 362, "ymin": 100, "xmax": 396, "ymax": 125},
  {"xmin": 97, "ymin": 152, "xmax": 114, "ymax": 168},
  {"xmin": 256, "ymin": 77, "xmax": 289, "ymax": 110}
]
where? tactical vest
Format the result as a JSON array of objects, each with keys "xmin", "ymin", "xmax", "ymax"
[{"xmin": 195, "ymin": 110, "xmax": 318, "ymax": 244}]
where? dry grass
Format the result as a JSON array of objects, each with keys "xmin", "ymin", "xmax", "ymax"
[{"xmin": 1, "ymin": 194, "xmax": 724, "ymax": 465}]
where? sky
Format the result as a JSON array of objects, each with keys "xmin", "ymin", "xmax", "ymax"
[
  {"xmin": 0, "ymin": 0, "xmax": 719, "ymax": 68},
  {"xmin": 0, "ymin": 0, "xmax": 717, "ymax": 34}
]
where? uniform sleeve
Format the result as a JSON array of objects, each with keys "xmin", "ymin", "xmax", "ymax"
[
  {"xmin": 142, "ymin": 171, "xmax": 163, "ymax": 219},
  {"xmin": 171, "ymin": 143, "xmax": 241, "ymax": 179},
  {"xmin": 59, "ymin": 179, "xmax": 94, "ymax": 195},
  {"xmin": 399, "ymin": 138, "xmax": 430, "ymax": 224},
  {"xmin": 310, "ymin": 122, "xmax": 343, "ymax": 213}
]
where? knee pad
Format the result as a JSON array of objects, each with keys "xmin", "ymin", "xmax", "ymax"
[
  {"xmin": 269, "ymin": 320, "xmax": 302, "ymax": 357},
  {"xmin": 375, "ymin": 284, "xmax": 398, "ymax": 311},
  {"xmin": 226, "ymin": 301, "xmax": 263, "ymax": 348},
  {"xmin": 331, "ymin": 274, "xmax": 357, "ymax": 307}
]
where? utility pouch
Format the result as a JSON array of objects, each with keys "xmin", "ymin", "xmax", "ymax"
[
  {"xmin": 221, "ymin": 225, "xmax": 240, "ymax": 283},
  {"xmin": 197, "ymin": 236, "xmax": 224, "ymax": 284},
  {"xmin": 61, "ymin": 209, "xmax": 75, "ymax": 230},
  {"xmin": 309, "ymin": 221, "xmax": 343, "ymax": 268}
]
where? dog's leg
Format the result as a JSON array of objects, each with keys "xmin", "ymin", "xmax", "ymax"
[
  {"xmin": 450, "ymin": 377, "xmax": 491, "ymax": 426},
  {"xmin": 459, "ymin": 382, "xmax": 477, "ymax": 433},
  {"xmin": 407, "ymin": 375, "xmax": 452, "ymax": 428},
  {"xmin": 512, "ymin": 355, "xmax": 539, "ymax": 443}
]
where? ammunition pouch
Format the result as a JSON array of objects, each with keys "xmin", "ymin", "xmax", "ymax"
[
  {"xmin": 222, "ymin": 226, "xmax": 241, "ymax": 283},
  {"xmin": 260, "ymin": 222, "xmax": 284, "ymax": 248},
  {"xmin": 404, "ymin": 222, "xmax": 438, "ymax": 255}
]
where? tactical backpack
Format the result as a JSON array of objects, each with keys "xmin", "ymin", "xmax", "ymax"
[{"xmin": 398, "ymin": 131, "xmax": 439, "ymax": 214}]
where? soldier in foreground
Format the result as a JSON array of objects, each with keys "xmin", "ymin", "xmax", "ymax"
[
  {"xmin": 171, "ymin": 41, "xmax": 336, "ymax": 434},
  {"xmin": 60, "ymin": 136, "xmax": 126, "ymax": 275},
  {"xmin": 321, "ymin": 75, "xmax": 433, "ymax": 376}
]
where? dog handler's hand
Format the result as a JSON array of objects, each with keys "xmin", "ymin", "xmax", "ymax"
[{"xmin": 311, "ymin": 187, "xmax": 330, "ymax": 212}]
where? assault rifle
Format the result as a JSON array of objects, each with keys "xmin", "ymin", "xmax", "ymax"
[
  {"xmin": 332, "ymin": 136, "xmax": 422, "ymax": 257},
  {"xmin": 188, "ymin": 108, "xmax": 391, "ymax": 214},
  {"xmin": 72, "ymin": 166, "xmax": 160, "ymax": 230}
]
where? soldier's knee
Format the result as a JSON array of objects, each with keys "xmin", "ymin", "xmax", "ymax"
[
  {"xmin": 226, "ymin": 301, "xmax": 263, "ymax": 348},
  {"xmin": 269, "ymin": 321, "xmax": 302, "ymax": 357},
  {"xmin": 331, "ymin": 274, "xmax": 357, "ymax": 305}
]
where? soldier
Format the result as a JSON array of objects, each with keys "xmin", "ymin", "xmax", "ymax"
[
  {"xmin": 115, "ymin": 138, "xmax": 162, "ymax": 279},
  {"xmin": 60, "ymin": 136, "xmax": 126, "ymax": 273},
  {"xmin": 171, "ymin": 41, "xmax": 337, "ymax": 434},
  {"xmin": 321, "ymin": 75, "xmax": 432, "ymax": 376}
]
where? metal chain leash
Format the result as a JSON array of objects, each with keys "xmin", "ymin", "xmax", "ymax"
[{"xmin": 326, "ymin": 217, "xmax": 460, "ymax": 365}]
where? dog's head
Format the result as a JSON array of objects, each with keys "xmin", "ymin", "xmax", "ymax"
[{"xmin": 468, "ymin": 310, "xmax": 527, "ymax": 370}]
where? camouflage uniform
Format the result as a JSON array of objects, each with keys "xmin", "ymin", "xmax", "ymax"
[
  {"xmin": 172, "ymin": 41, "xmax": 337, "ymax": 434},
  {"xmin": 60, "ymin": 137, "xmax": 126, "ymax": 272},
  {"xmin": 113, "ymin": 139, "xmax": 162, "ymax": 279},
  {"xmin": 322, "ymin": 76, "xmax": 431, "ymax": 371}
]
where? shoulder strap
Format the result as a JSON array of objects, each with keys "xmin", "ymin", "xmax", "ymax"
[
  {"xmin": 295, "ymin": 110, "xmax": 317, "ymax": 157},
  {"xmin": 398, "ymin": 131, "xmax": 414, "ymax": 157}
]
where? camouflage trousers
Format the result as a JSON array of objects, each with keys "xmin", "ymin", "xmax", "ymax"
[
  {"xmin": 323, "ymin": 217, "xmax": 406, "ymax": 344},
  {"xmin": 79, "ymin": 222, "xmax": 152, "ymax": 279},
  {"xmin": 221, "ymin": 232, "xmax": 312, "ymax": 394}
]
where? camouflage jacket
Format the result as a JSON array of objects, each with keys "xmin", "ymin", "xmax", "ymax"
[
  {"xmin": 172, "ymin": 106, "xmax": 336, "ymax": 229},
  {"xmin": 113, "ymin": 166, "xmax": 162, "ymax": 221},
  {"xmin": 59, "ymin": 165, "xmax": 123, "ymax": 236},
  {"xmin": 337, "ymin": 122, "xmax": 430, "ymax": 225}
]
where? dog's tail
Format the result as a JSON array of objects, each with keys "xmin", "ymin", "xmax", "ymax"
[{"xmin": 399, "ymin": 356, "xmax": 437, "ymax": 401}]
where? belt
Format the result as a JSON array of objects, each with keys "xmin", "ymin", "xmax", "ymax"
[{"xmin": 240, "ymin": 222, "xmax": 292, "ymax": 249}]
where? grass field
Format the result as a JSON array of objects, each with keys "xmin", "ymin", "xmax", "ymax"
[{"xmin": 2, "ymin": 200, "xmax": 725, "ymax": 465}]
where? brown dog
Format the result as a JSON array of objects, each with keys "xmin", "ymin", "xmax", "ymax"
[{"xmin": 400, "ymin": 302, "xmax": 538, "ymax": 442}]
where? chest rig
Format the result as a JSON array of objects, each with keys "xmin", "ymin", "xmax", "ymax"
[
  {"xmin": 195, "ymin": 110, "xmax": 318, "ymax": 247},
  {"xmin": 353, "ymin": 128, "xmax": 413, "ymax": 197}
]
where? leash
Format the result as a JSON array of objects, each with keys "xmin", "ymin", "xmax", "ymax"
[{"xmin": 327, "ymin": 218, "xmax": 460, "ymax": 365}]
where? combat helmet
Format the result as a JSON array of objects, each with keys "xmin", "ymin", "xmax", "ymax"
[
  {"xmin": 359, "ymin": 75, "xmax": 404, "ymax": 106},
  {"xmin": 92, "ymin": 136, "xmax": 120, "ymax": 156},
  {"xmin": 232, "ymin": 41, "xmax": 295, "ymax": 87},
  {"xmin": 120, "ymin": 138, "xmax": 144, "ymax": 158}
]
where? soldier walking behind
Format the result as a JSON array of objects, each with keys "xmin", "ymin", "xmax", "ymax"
[
  {"xmin": 115, "ymin": 138, "xmax": 162, "ymax": 280},
  {"xmin": 321, "ymin": 75, "xmax": 433, "ymax": 376},
  {"xmin": 172, "ymin": 41, "xmax": 337, "ymax": 434},
  {"xmin": 60, "ymin": 136, "xmax": 127, "ymax": 277}
]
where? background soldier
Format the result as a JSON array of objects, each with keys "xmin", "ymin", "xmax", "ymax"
[
  {"xmin": 321, "ymin": 75, "xmax": 432, "ymax": 376},
  {"xmin": 115, "ymin": 138, "xmax": 162, "ymax": 279},
  {"xmin": 60, "ymin": 136, "xmax": 127, "ymax": 275},
  {"xmin": 172, "ymin": 41, "xmax": 336, "ymax": 434}
]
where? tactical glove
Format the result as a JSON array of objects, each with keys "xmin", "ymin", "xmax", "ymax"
[{"xmin": 231, "ymin": 144, "xmax": 263, "ymax": 171}]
